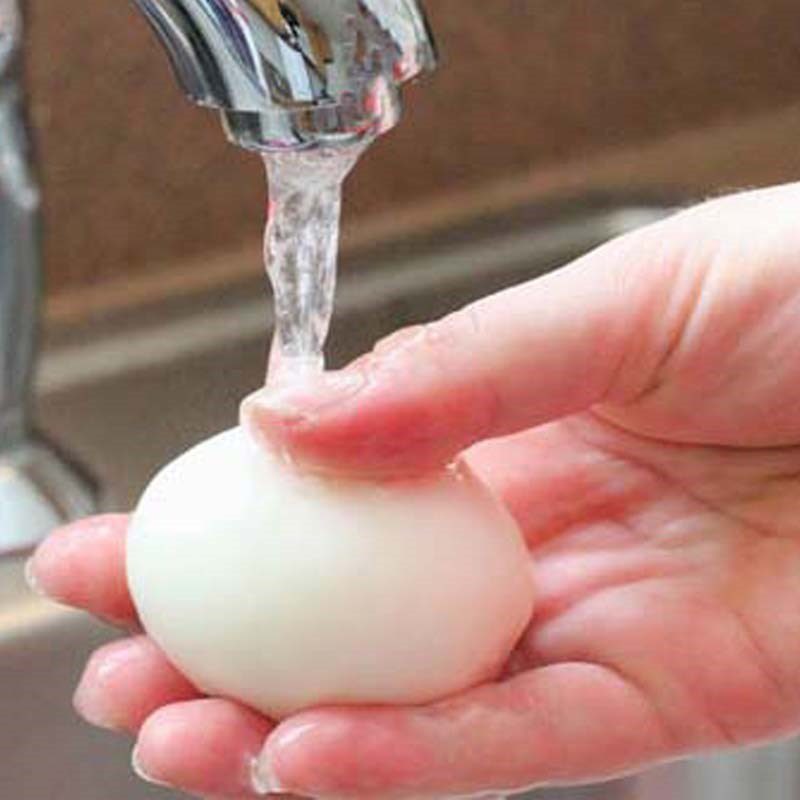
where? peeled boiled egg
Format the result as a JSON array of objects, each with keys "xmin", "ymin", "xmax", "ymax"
[{"xmin": 127, "ymin": 426, "xmax": 534, "ymax": 719}]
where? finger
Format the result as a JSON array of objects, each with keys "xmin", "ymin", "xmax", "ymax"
[
  {"xmin": 242, "ymin": 205, "xmax": 691, "ymax": 477},
  {"xmin": 253, "ymin": 664, "xmax": 673, "ymax": 799},
  {"xmin": 249, "ymin": 180, "xmax": 800, "ymax": 475},
  {"xmin": 73, "ymin": 635, "xmax": 200, "ymax": 733},
  {"xmin": 28, "ymin": 515, "xmax": 137, "ymax": 626},
  {"xmin": 132, "ymin": 698, "xmax": 273, "ymax": 798}
]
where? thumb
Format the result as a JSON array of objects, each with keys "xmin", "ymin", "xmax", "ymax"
[
  {"xmin": 253, "ymin": 664, "xmax": 673, "ymax": 798},
  {"xmin": 242, "ymin": 208, "xmax": 697, "ymax": 476}
]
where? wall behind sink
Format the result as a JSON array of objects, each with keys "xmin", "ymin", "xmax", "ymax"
[{"xmin": 27, "ymin": 0, "xmax": 800, "ymax": 320}]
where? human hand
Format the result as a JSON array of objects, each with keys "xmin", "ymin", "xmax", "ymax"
[{"xmin": 30, "ymin": 183, "xmax": 800, "ymax": 798}]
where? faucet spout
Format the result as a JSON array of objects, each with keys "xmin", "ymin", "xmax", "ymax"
[{"xmin": 130, "ymin": 0, "xmax": 436, "ymax": 151}]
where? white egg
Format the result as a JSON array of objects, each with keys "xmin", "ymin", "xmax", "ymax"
[{"xmin": 127, "ymin": 427, "xmax": 534, "ymax": 719}]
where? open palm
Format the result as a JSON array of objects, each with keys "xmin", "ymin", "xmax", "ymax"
[
  {"xmin": 470, "ymin": 412, "xmax": 800, "ymax": 786},
  {"xmin": 30, "ymin": 184, "xmax": 800, "ymax": 798}
]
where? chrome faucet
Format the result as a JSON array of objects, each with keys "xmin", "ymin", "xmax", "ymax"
[
  {"xmin": 132, "ymin": 0, "xmax": 437, "ymax": 151},
  {"xmin": 0, "ymin": 0, "xmax": 434, "ymax": 554},
  {"xmin": 131, "ymin": 0, "xmax": 435, "ymax": 385},
  {"xmin": 0, "ymin": 0, "xmax": 94, "ymax": 555}
]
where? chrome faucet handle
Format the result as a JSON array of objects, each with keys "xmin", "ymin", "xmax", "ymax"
[
  {"xmin": 0, "ymin": 0, "xmax": 97, "ymax": 558},
  {"xmin": 131, "ymin": 0, "xmax": 436, "ymax": 151},
  {"xmin": 0, "ymin": 0, "xmax": 36, "ymax": 449}
]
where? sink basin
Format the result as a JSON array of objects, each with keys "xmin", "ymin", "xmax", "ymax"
[
  {"xmin": 3, "ymin": 197, "xmax": 797, "ymax": 799},
  {"xmin": 0, "ymin": 560, "xmax": 173, "ymax": 799}
]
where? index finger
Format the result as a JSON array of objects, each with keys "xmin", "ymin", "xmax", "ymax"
[
  {"xmin": 28, "ymin": 514, "xmax": 138, "ymax": 627},
  {"xmin": 241, "ymin": 214, "xmax": 671, "ymax": 478},
  {"xmin": 255, "ymin": 663, "xmax": 672, "ymax": 798}
]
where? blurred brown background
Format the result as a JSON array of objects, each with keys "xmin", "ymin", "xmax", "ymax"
[{"xmin": 27, "ymin": 0, "xmax": 800, "ymax": 320}]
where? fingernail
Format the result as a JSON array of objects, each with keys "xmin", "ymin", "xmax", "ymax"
[
  {"xmin": 25, "ymin": 555, "xmax": 69, "ymax": 606},
  {"xmin": 244, "ymin": 369, "xmax": 368, "ymax": 423},
  {"xmin": 250, "ymin": 752, "xmax": 289, "ymax": 796},
  {"xmin": 24, "ymin": 558, "xmax": 43, "ymax": 597},
  {"xmin": 131, "ymin": 745, "xmax": 173, "ymax": 788},
  {"xmin": 73, "ymin": 639, "xmax": 145, "ymax": 731},
  {"xmin": 73, "ymin": 682, "xmax": 121, "ymax": 732}
]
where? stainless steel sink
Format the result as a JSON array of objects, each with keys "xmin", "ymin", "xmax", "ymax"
[{"xmin": 3, "ymin": 198, "xmax": 798, "ymax": 799}]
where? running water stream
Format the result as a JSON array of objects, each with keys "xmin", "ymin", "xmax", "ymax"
[{"xmin": 261, "ymin": 142, "xmax": 367, "ymax": 386}]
